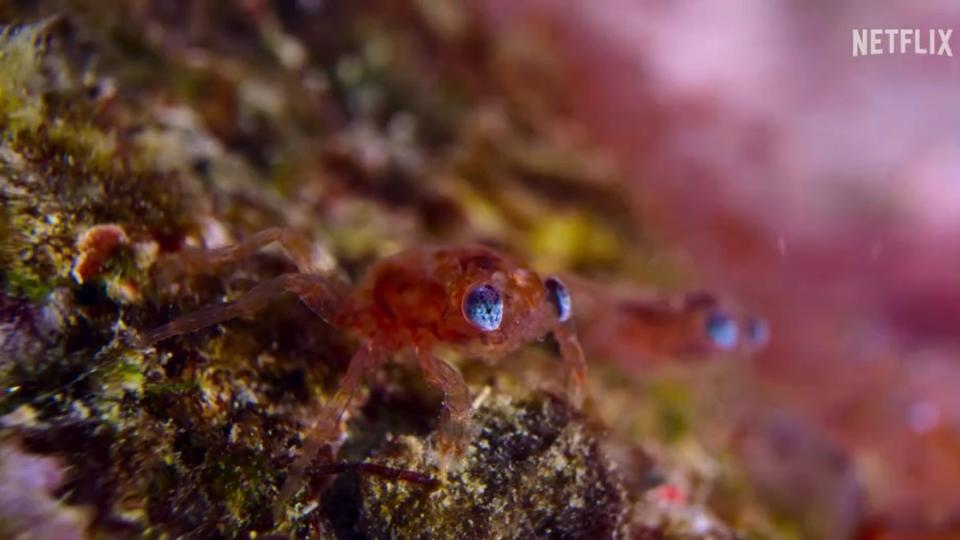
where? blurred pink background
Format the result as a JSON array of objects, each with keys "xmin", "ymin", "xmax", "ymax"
[{"xmin": 484, "ymin": 0, "xmax": 960, "ymax": 535}]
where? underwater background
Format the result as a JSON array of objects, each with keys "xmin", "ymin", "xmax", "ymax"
[{"xmin": 1, "ymin": 1, "xmax": 958, "ymax": 539}]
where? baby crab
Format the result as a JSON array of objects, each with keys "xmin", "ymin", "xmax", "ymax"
[
  {"xmin": 140, "ymin": 228, "xmax": 586, "ymax": 502},
  {"xmin": 569, "ymin": 279, "xmax": 770, "ymax": 370}
]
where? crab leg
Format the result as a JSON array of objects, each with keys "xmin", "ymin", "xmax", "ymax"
[
  {"xmin": 553, "ymin": 323, "xmax": 587, "ymax": 408},
  {"xmin": 416, "ymin": 348, "xmax": 473, "ymax": 462},
  {"xmin": 141, "ymin": 273, "xmax": 345, "ymax": 346},
  {"xmin": 157, "ymin": 227, "xmax": 336, "ymax": 284},
  {"xmin": 276, "ymin": 341, "xmax": 387, "ymax": 513}
]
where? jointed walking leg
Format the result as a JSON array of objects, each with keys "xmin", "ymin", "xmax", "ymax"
[
  {"xmin": 275, "ymin": 342, "xmax": 387, "ymax": 516},
  {"xmin": 417, "ymin": 349, "xmax": 473, "ymax": 463},
  {"xmin": 141, "ymin": 273, "xmax": 344, "ymax": 346},
  {"xmin": 553, "ymin": 323, "xmax": 587, "ymax": 408},
  {"xmin": 158, "ymin": 227, "xmax": 336, "ymax": 283}
]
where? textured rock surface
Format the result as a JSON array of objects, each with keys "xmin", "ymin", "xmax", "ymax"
[{"xmin": 353, "ymin": 394, "xmax": 629, "ymax": 539}]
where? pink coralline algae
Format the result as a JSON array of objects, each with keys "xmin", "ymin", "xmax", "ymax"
[{"xmin": 0, "ymin": 440, "xmax": 90, "ymax": 540}]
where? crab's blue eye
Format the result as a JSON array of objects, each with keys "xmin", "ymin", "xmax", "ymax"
[
  {"xmin": 705, "ymin": 311, "xmax": 738, "ymax": 351},
  {"xmin": 544, "ymin": 277, "xmax": 572, "ymax": 322},
  {"xmin": 745, "ymin": 316, "xmax": 770, "ymax": 349},
  {"xmin": 463, "ymin": 284, "xmax": 503, "ymax": 331}
]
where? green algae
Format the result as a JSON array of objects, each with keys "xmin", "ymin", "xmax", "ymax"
[
  {"xmin": 351, "ymin": 394, "xmax": 630, "ymax": 539},
  {"xmin": 0, "ymin": 19, "xmax": 193, "ymax": 309},
  {"xmin": 0, "ymin": 20, "xmax": 51, "ymax": 134}
]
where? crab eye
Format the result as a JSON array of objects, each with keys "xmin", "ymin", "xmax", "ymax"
[
  {"xmin": 544, "ymin": 277, "xmax": 572, "ymax": 322},
  {"xmin": 744, "ymin": 316, "xmax": 770, "ymax": 349},
  {"xmin": 463, "ymin": 284, "xmax": 503, "ymax": 331},
  {"xmin": 705, "ymin": 311, "xmax": 738, "ymax": 351}
]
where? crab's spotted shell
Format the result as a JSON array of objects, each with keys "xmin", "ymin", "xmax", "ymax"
[
  {"xmin": 463, "ymin": 284, "xmax": 504, "ymax": 331},
  {"xmin": 705, "ymin": 311, "xmax": 739, "ymax": 351}
]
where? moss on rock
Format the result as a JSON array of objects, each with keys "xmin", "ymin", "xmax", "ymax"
[{"xmin": 350, "ymin": 394, "xmax": 629, "ymax": 539}]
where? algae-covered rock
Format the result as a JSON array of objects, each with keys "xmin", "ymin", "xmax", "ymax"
[{"xmin": 352, "ymin": 394, "xmax": 629, "ymax": 539}]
